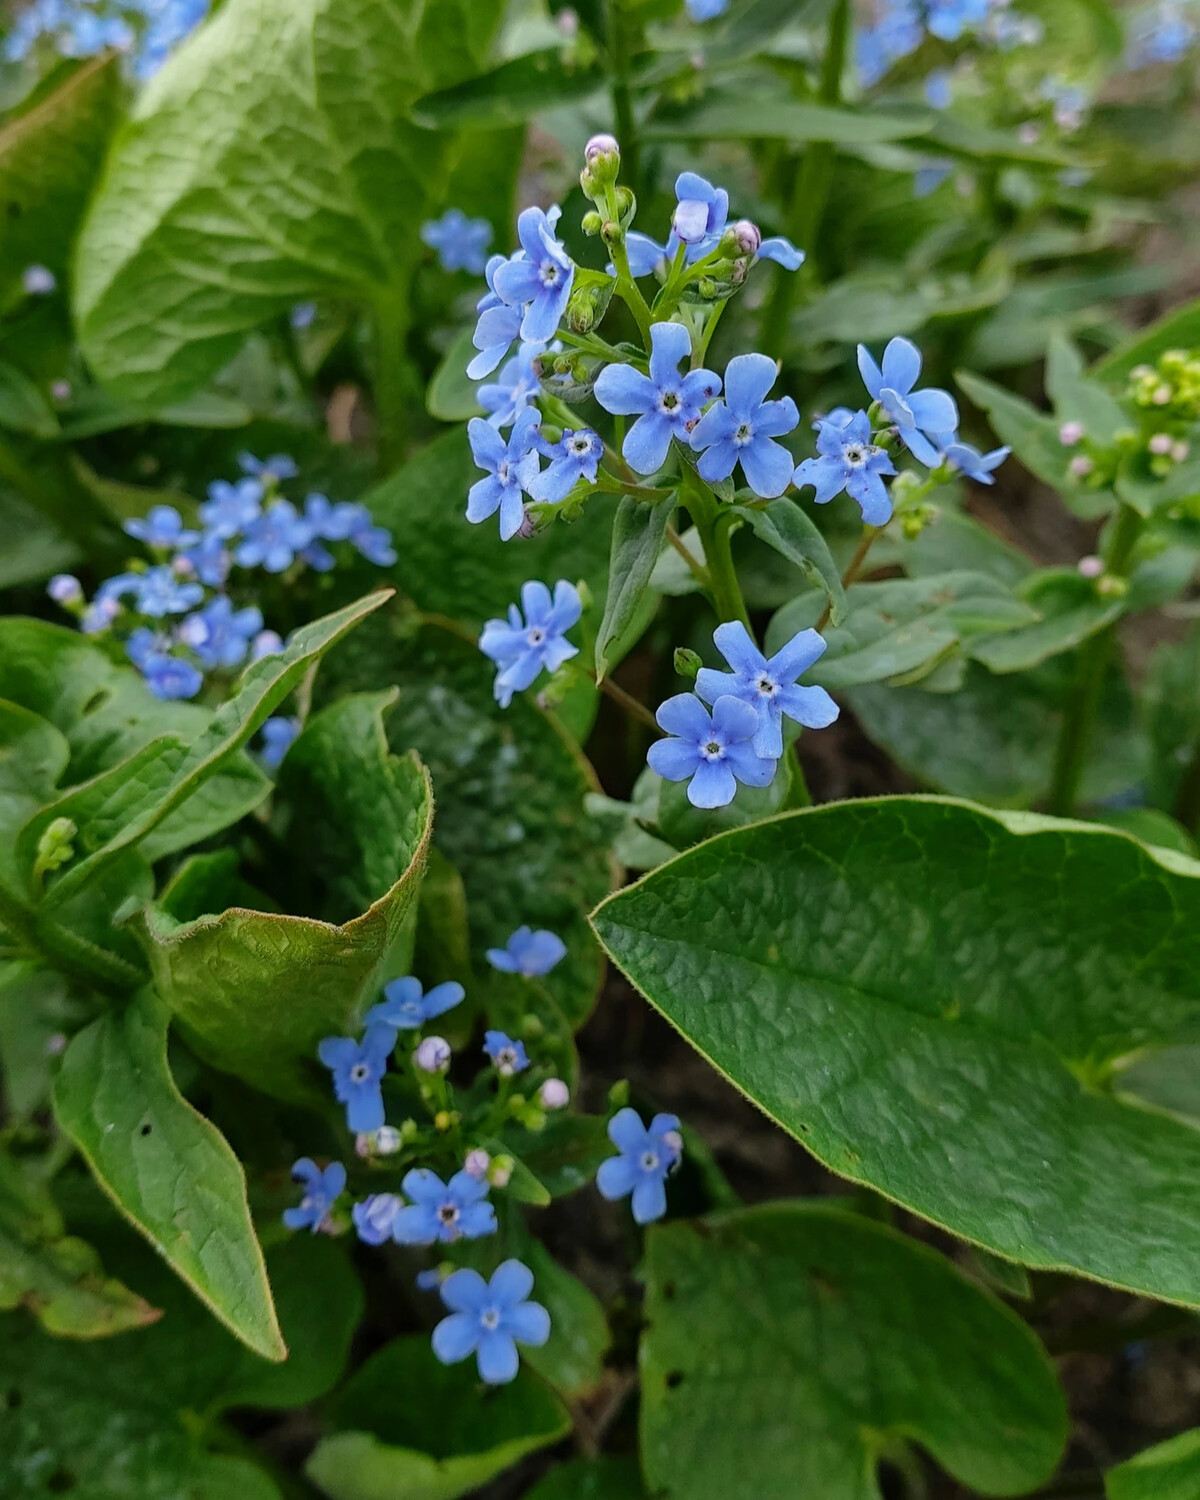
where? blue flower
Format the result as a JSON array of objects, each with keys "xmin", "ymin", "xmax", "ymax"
[
  {"xmin": 914, "ymin": 163, "xmax": 953, "ymax": 198},
  {"xmin": 479, "ymin": 340, "xmax": 545, "ymax": 429},
  {"xmin": 856, "ymin": 0, "xmax": 923, "ymax": 84},
  {"xmin": 124, "ymin": 505, "xmax": 199, "ymax": 550},
  {"xmin": 688, "ymin": 352, "xmax": 798, "ymax": 497},
  {"xmin": 467, "ymin": 409, "xmax": 543, "ymax": 541},
  {"xmin": 303, "ymin": 493, "xmax": 361, "ymax": 541},
  {"xmin": 366, "ymin": 976, "xmax": 465, "ymax": 1031},
  {"xmin": 352, "ymin": 1192, "xmax": 403, "ymax": 1245},
  {"xmin": 179, "ymin": 532, "xmax": 231, "ymax": 588},
  {"xmin": 317, "ymin": 1023, "xmax": 395, "ymax": 1135},
  {"xmin": 479, "ymin": 579, "xmax": 581, "ymax": 707},
  {"xmin": 924, "ymin": 68, "xmax": 953, "ymax": 109},
  {"xmin": 432, "ymin": 1260, "xmax": 550, "ymax": 1385},
  {"xmin": 116, "ymin": 566, "xmax": 205, "ymax": 618},
  {"xmin": 686, "ymin": 0, "xmax": 731, "ymax": 17},
  {"xmin": 239, "ymin": 451, "xmax": 298, "ymax": 482},
  {"xmin": 178, "ymin": 596, "xmax": 263, "ymax": 670},
  {"xmin": 596, "ymin": 1107, "xmax": 682, "ymax": 1224},
  {"xmin": 485, "ymin": 927, "xmax": 567, "ymax": 977},
  {"xmin": 594, "ymin": 321, "xmax": 721, "ymax": 475},
  {"xmin": 648, "ymin": 692, "xmax": 777, "ymax": 808},
  {"xmin": 421, "ymin": 208, "xmax": 493, "ymax": 275},
  {"xmin": 695, "ymin": 621, "xmax": 838, "ymax": 759},
  {"xmin": 259, "ymin": 716, "xmax": 299, "ymax": 770},
  {"xmin": 135, "ymin": 0, "xmax": 209, "ymax": 78},
  {"xmin": 755, "ymin": 236, "xmax": 805, "ymax": 270},
  {"xmin": 235, "ymin": 499, "xmax": 313, "ymax": 572},
  {"xmin": 926, "ymin": 0, "xmax": 990, "ymax": 41},
  {"xmin": 857, "ymin": 337, "xmax": 958, "ymax": 466},
  {"xmin": 942, "ymin": 440, "xmax": 1010, "ymax": 484},
  {"xmin": 794, "ymin": 409, "xmax": 897, "ymax": 525},
  {"xmin": 622, "ymin": 232, "xmax": 668, "ymax": 278},
  {"xmin": 291, "ymin": 302, "xmax": 317, "ymax": 330},
  {"xmin": 141, "ymin": 651, "xmax": 205, "ymax": 701},
  {"xmin": 200, "ymin": 477, "xmax": 262, "ymax": 539},
  {"xmin": 529, "ymin": 427, "xmax": 603, "ymax": 503},
  {"xmin": 283, "ymin": 1158, "xmax": 346, "ymax": 1232},
  {"xmin": 483, "ymin": 1030, "xmax": 529, "ymax": 1077},
  {"xmin": 348, "ymin": 516, "xmax": 396, "ymax": 567},
  {"xmin": 391, "ymin": 1168, "xmax": 497, "ymax": 1245},
  {"xmin": 469, "ymin": 254, "xmax": 526, "ymax": 379},
  {"xmin": 493, "ymin": 206, "xmax": 575, "ymax": 345},
  {"xmin": 670, "ymin": 172, "xmax": 729, "ymax": 259}
]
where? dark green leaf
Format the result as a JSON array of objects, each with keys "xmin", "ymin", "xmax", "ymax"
[
  {"xmin": 52, "ymin": 990, "xmax": 285, "ymax": 1360},
  {"xmin": 642, "ymin": 1203, "xmax": 1066, "ymax": 1499},
  {"xmin": 426, "ymin": 327, "xmax": 486, "ymax": 422},
  {"xmin": 415, "ymin": 49, "xmax": 603, "ymax": 127},
  {"xmin": 648, "ymin": 94, "xmax": 931, "ymax": 146},
  {"xmin": 1095, "ymin": 296, "xmax": 1200, "ymax": 384},
  {"xmin": 1107, "ymin": 1430, "xmax": 1200, "ymax": 1500},
  {"xmin": 0, "ymin": 362, "xmax": 58, "ymax": 438},
  {"xmin": 967, "ymin": 570, "xmax": 1124, "ymax": 674},
  {"xmin": 737, "ymin": 499, "xmax": 846, "ymax": 625},
  {"xmin": 522, "ymin": 1457, "xmax": 646, "ymax": 1500},
  {"xmin": 596, "ymin": 496, "xmax": 671, "ymax": 680},
  {"xmin": 593, "ymin": 798, "xmax": 1200, "ymax": 1306},
  {"xmin": 1044, "ymin": 331, "xmax": 1127, "ymax": 438}
]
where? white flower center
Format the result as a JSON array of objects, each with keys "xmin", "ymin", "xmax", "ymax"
[
  {"xmin": 659, "ymin": 389, "xmax": 680, "ymax": 414},
  {"xmin": 735, "ymin": 421, "xmax": 754, "ymax": 446},
  {"xmin": 527, "ymin": 626, "xmax": 546, "ymax": 647},
  {"xmin": 540, "ymin": 261, "xmax": 560, "ymax": 286},
  {"xmin": 702, "ymin": 739, "xmax": 724, "ymax": 761},
  {"xmin": 640, "ymin": 1149, "xmax": 660, "ymax": 1172},
  {"xmin": 481, "ymin": 1307, "xmax": 501, "ymax": 1330},
  {"xmin": 350, "ymin": 1063, "xmax": 370, "ymax": 1083},
  {"xmin": 844, "ymin": 444, "xmax": 867, "ymax": 467},
  {"xmin": 498, "ymin": 460, "xmax": 511, "ymax": 483},
  {"xmin": 569, "ymin": 436, "xmax": 591, "ymax": 455},
  {"xmin": 437, "ymin": 1202, "xmax": 459, "ymax": 1226},
  {"xmin": 755, "ymin": 673, "xmax": 778, "ymax": 697}
]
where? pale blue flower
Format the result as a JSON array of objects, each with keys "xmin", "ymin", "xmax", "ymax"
[
  {"xmin": 469, "ymin": 254, "xmax": 525, "ymax": 380},
  {"xmin": 594, "ymin": 321, "xmax": 721, "ymax": 475},
  {"xmin": 688, "ymin": 352, "xmax": 798, "ymax": 497},
  {"xmin": 259, "ymin": 716, "xmax": 299, "ymax": 770},
  {"xmin": 486, "ymin": 927, "xmax": 566, "ymax": 977},
  {"xmin": 647, "ymin": 693, "xmax": 776, "ymax": 809},
  {"xmin": 352, "ymin": 1192, "xmax": 402, "ymax": 1245},
  {"xmin": 467, "ymin": 408, "xmax": 543, "ymax": 541},
  {"xmin": 140, "ymin": 651, "xmax": 204, "ymax": 701},
  {"xmin": 432, "ymin": 1260, "xmax": 550, "ymax": 1385},
  {"xmin": 695, "ymin": 621, "xmax": 838, "ymax": 759},
  {"xmin": 235, "ymin": 500, "xmax": 312, "ymax": 572},
  {"xmin": 943, "ymin": 440, "xmax": 1010, "ymax": 484},
  {"xmin": 318, "ymin": 1023, "xmax": 395, "ymax": 1135},
  {"xmin": 478, "ymin": 579, "xmax": 581, "ymax": 707},
  {"xmin": 479, "ymin": 341, "xmax": 545, "ymax": 429},
  {"xmin": 200, "ymin": 478, "xmax": 262, "ymax": 539},
  {"xmin": 391, "ymin": 1168, "xmax": 497, "ymax": 1245},
  {"xmin": 596, "ymin": 1108, "xmax": 682, "ymax": 1224},
  {"xmin": 483, "ymin": 1030, "xmax": 529, "ymax": 1077},
  {"xmin": 179, "ymin": 532, "xmax": 231, "ymax": 588},
  {"xmin": 366, "ymin": 977, "xmax": 465, "ymax": 1031},
  {"xmin": 686, "ymin": 0, "xmax": 731, "ymax": 17},
  {"xmin": 125, "ymin": 566, "xmax": 204, "ymax": 618},
  {"xmin": 178, "ymin": 596, "xmax": 263, "ymax": 670},
  {"xmin": 529, "ymin": 427, "xmax": 603, "ymax": 503},
  {"xmin": 239, "ymin": 451, "xmax": 298, "ymax": 482},
  {"xmin": 124, "ymin": 505, "xmax": 198, "ymax": 550},
  {"xmin": 493, "ymin": 206, "xmax": 575, "ymax": 345},
  {"xmin": 856, "ymin": 338, "xmax": 958, "ymax": 467},
  {"xmin": 422, "ymin": 208, "xmax": 493, "ymax": 275},
  {"xmin": 794, "ymin": 409, "xmax": 897, "ymax": 525},
  {"xmin": 283, "ymin": 1159, "xmax": 345, "ymax": 1232}
]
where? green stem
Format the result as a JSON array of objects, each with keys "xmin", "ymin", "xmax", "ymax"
[
  {"xmin": 1047, "ymin": 504, "xmax": 1143, "ymax": 818},
  {"xmin": 606, "ymin": 0, "xmax": 641, "ymax": 199},
  {"xmin": 759, "ymin": 0, "xmax": 849, "ymax": 359},
  {"xmin": 683, "ymin": 472, "xmax": 750, "ymax": 628},
  {"xmin": 817, "ymin": 523, "xmax": 879, "ymax": 630},
  {"xmin": 371, "ymin": 293, "xmax": 413, "ymax": 471},
  {"xmin": 589, "ymin": 670, "xmax": 659, "ymax": 730}
]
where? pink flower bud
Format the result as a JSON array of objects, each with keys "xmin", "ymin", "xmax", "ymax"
[
  {"xmin": 1149, "ymin": 433, "xmax": 1173, "ymax": 455},
  {"xmin": 464, "ymin": 1148, "xmax": 491, "ymax": 1178},
  {"xmin": 488, "ymin": 1157, "xmax": 514, "ymax": 1189},
  {"xmin": 1172, "ymin": 441, "xmax": 1190, "ymax": 463},
  {"xmin": 414, "ymin": 1036, "xmax": 451, "ymax": 1073},
  {"xmin": 730, "ymin": 219, "xmax": 761, "ymax": 255},
  {"xmin": 1077, "ymin": 555, "xmax": 1104, "ymax": 578},
  {"xmin": 585, "ymin": 133, "xmax": 619, "ymax": 162},
  {"xmin": 1058, "ymin": 421, "xmax": 1084, "ymax": 447},
  {"xmin": 50, "ymin": 379, "xmax": 71, "ymax": 403},
  {"xmin": 1068, "ymin": 455, "xmax": 1094, "ymax": 479},
  {"xmin": 539, "ymin": 1078, "xmax": 570, "ymax": 1110}
]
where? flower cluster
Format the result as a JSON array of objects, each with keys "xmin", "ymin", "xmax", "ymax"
[
  {"xmin": 1126, "ymin": 0, "xmax": 1197, "ymax": 66},
  {"xmin": 4, "ymin": 0, "xmax": 210, "ymax": 76},
  {"xmin": 47, "ymin": 453, "xmax": 394, "ymax": 704},
  {"xmin": 856, "ymin": 0, "xmax": 1038, "ymax": 85},
  {"xmin": 1061, "ymin": 348, "xmax": 1199, "ymax": 494},
  {"xmin": 479, "ymin": 580, "xmax": 582, "ymax": 707},
  {"xmin": 421, "ymin": 208, "xmax": 493, "ymax": 276}
]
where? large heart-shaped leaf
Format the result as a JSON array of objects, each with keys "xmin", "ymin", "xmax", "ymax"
[
  {"xmin": 74, "ymin": 0, "xmax": 505, "ymax": 405},
  {"xmin": 593, "ymin": 798, "xmax": 1200, "ymax": 1306},
  {"xmin": 641, "ymin": 1203, "xmax": 1066, "ymax": 1500},
  {"xmin": 52, "ymin": 990, "xmax": 284, "ymax": 1359}
]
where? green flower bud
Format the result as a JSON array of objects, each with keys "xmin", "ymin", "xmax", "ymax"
[
  {"xmin": 582, "ymin": 210, "xmax": 603, "ymax": 236},
  {"xmin": 674, "ymin": 647, "xmax": 702, "ymax": 682}
]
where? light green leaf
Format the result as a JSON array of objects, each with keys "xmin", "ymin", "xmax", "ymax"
[
  {"xmin": 52, "ymin": 989, "xmax": 284, "ymax": 1360},
  {"xmin": 649, "ymin": 94, "xmax": 931, "ymax": 146},
  {"xmin": 967, "ymin": 569, "xmax": 1125, "ymax": 674},
  {"xmin": 502, "ymin": 1112, "xmax": 613, "ymax": 1199},
  {"xmin": 1107, "ymin": 1429, "xmax": 1200, "ymax": 1500},
  {"xmin": 0, "ymin": 963, "xmax": 83, "ymax": 1121},
  {"xmin": 593, "ymin": 798, "xmax": 1200, "ymax": 1306},
  {"xmin": 426, "ymin": 327, "xmax": 486, "ymax": 422},
  {"xmin": 736, "ymin": 499, "xmax": 847, "ymax": 625},
  {"xmin": 74, "ymin": 0, "xmax": 506, "ymax": 404},
  {"xmin": 596, "ymin": 496, "xmax": 671, "ymax": 680},
  {"xmin": 1095, "ymin": 296, "xmax": 1200, "ymax": 384},
  {"xmin": 642, "ymin": 1203, "xmax": 1066, "ymax": 1500},
  {"xmin": 1044, "ymin": 330, "xmax": 1127, "ymax": 438},
  {"xmin": 0, "ymin": 362, "xmax": 58, "ymax": 438},
  {"xmin": 304, "ymin": 1336, "xmax": 570, "ymax": 1500},
  {"xmin": 139, "ymin": 747, "xmax": 432, "ymax": 1100}
]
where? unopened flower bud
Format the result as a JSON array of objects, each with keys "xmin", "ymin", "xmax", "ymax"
[
  {"xmin": 539, "ymin": 1078, "xmax": 570, "ymax": 1110},
  {"xmin": 355, "ymin": 1133, "xmax": 372, "ymax": 1158},
  {"xmin": 488, "ymin": 1155, "xmax": 514, "ymax": 1189},
  {"xmin": 1077, "ymin": 555, "xmax": 1104, "ymax": 579},
  {"xmin": 47, "ymin": 573, "xmax": 82, "ymax": 606},
  {"xmin": 1172, "ymin": 441, "xmax": 1190, "ymax": 463},
  {"xmin": 729, "ymin": 219, "xmax": 761, "ymax": 256},
  {"xmin": 375, "ymin": 1125, "xmax": 402, "ymax": 1155},
  {"xmin": 614, "ymin": 186, "xmax": 635, "ymax": 222},
  {"xmin": 1068, "ymin": 455, "xmax": 1094, "ymax": 479},
  {"xmin": 1153, "ymin": 385, "xmax": 1172, "ymax": 405},
  {"xmin": 50, "ymin": 379, "xmax": 71, "ymax": 403},
  {"xmin": 251, "ymin": 630, "xmax": 283, "ymax": 661},
  {"xmin": 45, "ymin": 1032, "xmax": 67, "ymax": 1057},
  {"xmin": 22, "ymin": 264, "xmax": 55, "ymax": 295},
  {"xmin": 516, "ymin": 509, "xmax": 537, "ymax": 539},
  {"xmin": 585, "ymin": 133, "xmax": 619, "ymax": 163},
  {"xmin": 1097, "ymin": 573, "xmax": 1129, "ymax": 598},
  {"xmin": 662, "ymin": 1128, "xmax": 684, "ymax": 1156},
  {"xmin": 674, "ymin": 646, "xmax": 702, "ymax": 683},
  {"xmin": 464, "ymin": 1148, "xmax": 490, "ymax": 1178},
  {"xmin": 1149, "ymin": 432, "xmax": 1173, "ymax": 455},
  {"xmin": 582, "ymin": 210, "xmax": 603, "ymax": 236},
  {"xmin": 414, "ymin": 1036, "xmax": 451, "ymax": 1073},
  {"xmin": 1058, "ymin": 421, "xmax": 1084, "ymax": 446},
  {"xmin": 557, "ymin": 6, "xmax": 579, "ymax": 38}
]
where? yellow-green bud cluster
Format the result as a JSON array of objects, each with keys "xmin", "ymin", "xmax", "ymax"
[{"xmin": 1127, "ymin": 349, "xmax": 1200, "ymax": 421}]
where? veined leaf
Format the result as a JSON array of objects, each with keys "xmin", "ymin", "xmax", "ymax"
[
  {"xmin": 596, "ymin": 496, "xmax": 672, "ymax": 681},
  {"xmin": 737, "ymin": 499, "xmax": 846, "ymax": 625}
]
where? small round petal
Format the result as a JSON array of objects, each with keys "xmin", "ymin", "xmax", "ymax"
[
  {"xmin": 905, "ymin": 387, "xmax": 959, "ymax": 435},
  {"xmin": 440, "ymin": 1267, "xmax": 491, "ymax": 1313},
  {"xmin": 505, "ymin": 1300, "xmax": 551, "ymax": 1346},
  {"xmin": 477, "ymin": 1329, "xmax": 520, "ymax": 1384},
  {"xmin": 593, "ymin": 363, "xmax": 656, "ymax": 416},
  {"xmin": 402, "ymin": 1168, "xmax": 448, "ymax": 1205},
  {"xmin": 490, "ymin": 1258, "xmax": 535, "ymax": 1307},
  {"xmin": 756, "ymin": 236, "xmax": 804, "ymax": 270},
  {"xmin": 647, "ymin": 320, "xmax": 692, "ymax": 386},
  {"xmin": 432, "ymin": 1311, "xmax": 480, "ymax": 1364},
  {"xmin": 879, "ymin": 336, "xmax": 921, "ymax": 395},
  {"xmin": 607, "ymin": 1107, "xmax": 649, "ymax": 1153},
  {"xmin": 622, "ymin": 410, "xmax": 674, "ymax": 475},
  {"xmin": 723, "ymin": 352, "xmax": 779, "ymax": 416},
  {"xmin": 648, "ymin": 737, "xmax": 702, "ymax": 782},
  {"xmin": 655, "ymin": 691, "xmax": 715, "ymax": 740},
  {"xmin": 740, "ymin": 437, "xmax": 796, "ymax": 499},
  {"xmin": 723, "ymin": 740, "xmax": 779, "ymax": 787},
  {"xmin": 768, "ymin": 627, "xmax": 827, "ymax": 681},
  {"xmin": 856, "ymin": 344, "xmax": 885, "ymax": 401},
  {"xmin": 596, "ymin": 1153, "xmax": 640, "ymax": 1200},
  {"xmin": 631, "ymin": 1174, "xmax": 668, "ymax": 1224},
  {"xmin": 776, "ymin": 682, "xmax": 839, "ymax": 730},
  {"xmin": 710, "ymin": 693, "xmax": 761, "ymax": 741},
  {"xmin": 687, "ymin": 758, "xmax": 737, "ymax": 808}
]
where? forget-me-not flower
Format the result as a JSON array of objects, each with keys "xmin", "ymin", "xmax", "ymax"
[
  {"xmin": 493, "ymin": 206, "xmax": 575, "ymax": 345},
  {"xmin": 670, "ymin": 172, "xmax": 729, "ymax": 259},
  {"xmin": 942, "ymin": 440, "xmax": 1010, "ymax": 484},
  {"xmin": 346, "ymin": 509, "xmax": 396, "ymax": 566},
  {"xmin": 529, "ymin": 427, "xmax": 603, "ymax": 503},
  {"xmin": 686, "ymin": 0, "xmax": 731, "ymax": 18},
  {"xmin": 479, "ymin": 341, "xmax": 545, "ymax": 429},
  {"xmin": 352, "ymin": 1192, "xmax": 403, "ymax": 1245},
  {"xmin": 623, "ymin": 232, "xmax": 669, "ymax": 278},
  {"xmin": 696, "ymin": 622, "xmax": 838, "ymax": 758},
  {"xmin": 596, "ymin": 1107, "xmax": 683, "ymax": 1224},
  {"xmin": 794, "ymin": 410, "xmax": 897, "ymax": 525},
  {"xmin": 432, "ymin": 1260, "xmax": 550, "ymax": 1385},
  {"xmin": 124, "ymin": 505, "xmax": 198, "ymax": 550},
  {"xmin": 259, "ymin": 716, "xmax": 300, "ymax": 770},
  {"xmin": 486, "ymin": 926, "xmax": 567, "ymax": 977},
  {"xmin": 648, "ymin": 693, "xmax": 777, "ymax": 808},
  {"xmin": 236, "ymin": 499, "xmax": 312, "ymax": 572},
  {"xmin": 179, "ymin": 532, "xmax": 231, "ymax": 588},
  {"xmin": 594, "ymin": 321, "xmax": 721, "ymax": 475},
  {"xmin": 318, "ymin": 1023, "xmax": 395, "ymax": 1135},
  {"xmin": 366, "ymin": 976, "xmax": 465, "ymax": 1031},
  {"xmin": 303, "ymin": 493, "xmax": 361, "ymax": 541},
  {"xmin": 467, "ymin": 409, "xmax": 543, "ymax": 541},
  {"xmin": 479, "ymin": 579, "xmax": 581, "ymax": 707},
  {"xmin": 926, "ymin": 0, "xmax": 990, "ymax": 40},
  {"xmin": 200, "ymin": 477, "xmax": 262, "ymax": 539},
  {"xmin": 857, "ymin": 336, "xmax": 958, "ymax": 466},
  {"xmin": 469, "ymin": 254, "xmax": 526, "ymax": 380},
  {"xmin": 483, "ymin": 1030, "xmax": 529, "ymax": 1077},
  {"xmin": 688, "ymin": 352, "xmax": 798, "ymax": 497},
  {"xmin": 140, "ymin": 650, "xmax": 204, "ymax": 701},
  {"xmin": 178, "ymin": 596, "xmax": 263, "ymax": 670},
  {"xmin": 240, "ymin": 451, "xmax": 298, "ymax": 482},
  {"xmin": 391, "ymin": 1168, "xmax": 497, "ymax": 1245},
  {"xmin": 283, "ymin": 1159, "xmax": 346, "ymax": 1233},
  {"xmin": 120, "ymin": 566, "xmax": 204, "ymax": 618},
  {"xmin": 422, "ymin": 208, "xmax": 493, "ymax": 275}
]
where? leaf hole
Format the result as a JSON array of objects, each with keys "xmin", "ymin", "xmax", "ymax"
[
  {"xmin": 46, "ymin": 1468, "xmax": 76, "ymax": 1493},
  {"xmin": 81, "ymin": 689, "xmax": 110, "ymax": 716},
  {"xmin": 139, "ymin": 1121, "xmax": 152, "ymax": 1137},
  {"xmin": 665, "ymin": 1370, "xmax": 685, "ymax": 1390}
]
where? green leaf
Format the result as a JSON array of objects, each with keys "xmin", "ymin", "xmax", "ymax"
[
  {"xmin": 0, "ymin": 1146, "xmax": 160, "ymax": 1338},
  {"xmin": 139, "ymin": 748, "xmax": 432, "ymax": 1100},
  {"xmin": 38, "ymin": 591, "xmax": 391, "ymax": 912},
  {"xmin": 1107, "ymin": 1430, "xmax": 1200, "ymax": 1500},
  {"xmin": 320, "ymin": 615, "xmax": 614, "ymax": 1027},
  {"xmin": 0, "ymin": 963, "xmax": 82, "ymax": 1121},
  {"xmin": 523, "ymin": 1457, "xmax": 646, "ymax": 1500},
  {"xmin": 483, "ymin": 971, "xmax": 579, "ymax": 1094},
  {"xmin": 363, "ymin": 427, "xmax": 615, "ymax": 632},
  {"xmin": 649, "ymin": 93, "xmax": 931, "ymax": 145},
  {"xmin": 74, "ymin": 0, "xmax": 506, "ymax": 404},
  {"xmin": 596, "ymin": 496, "xmax": 671, "ymax": 680},
  {"xmin": 593, "ymin": 798, "xmax": 1200, "ymax": 1306},
  {"xmin": 502, "ymin": 1112, "xmax": 613, "ymax": 1199},
  {"xmin": 1145, "ymin": 623, "xmax": 1200, "ymax": 812},
  {"xmin": 52, "ymin": 990, "xmax": 284, "ymax": 1360},
  {"xmin": 956, "ymin": 369, "xmax": 1077, "ymax": 494},
  {"xmin": 1044, "ymin": 330, "xmax": 1127, "ymax": 438},
  {"xmin": 0, "ymin": 54, "xmax": 125, "ymax": 294},
  {"xmin": 304, "ymin": 1336, "xmax": 570, "ymax": 1500},
  {"xmin": 1095, "ymin": 295, "xmax": 1200, "ymax": 384},
  {"xmin": 967, "ymin": 569, "xmax": 1125, "ymax": 674},
  {"xmin": 736, "ymin": 499, "xmax": 847, "ymax": 625},
  {"xmin": 845, "ymin": 662, "xmax": 1145, "ymax": 808},
  {"xmin": 642, "ymin": 1202, "xmax": 1065, "ymax": 1500},
  {"xmin": 415, "ymin": 49, "xmax": 603, "ymax": 126},
  {"xmin": 0, "ymin": 362, "xmax": 58, "ymax": 438},
  {"xmin": 426, "ymin": 326, "xmax": 486, "ymax": 422}
]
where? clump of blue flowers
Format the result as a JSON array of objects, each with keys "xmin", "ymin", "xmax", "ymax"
[
  {"xmin": 4, "ymin": 0, "xmax": 211, "ymax": 77},
  {"xmin": 432, "ymin": 1261, "xmax": 550, "ymax": 1385}
]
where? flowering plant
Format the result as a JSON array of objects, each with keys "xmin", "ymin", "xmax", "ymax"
[{"xmin": 2, "ymin": 0, "xmax": 1200, "ymax": 1496}]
